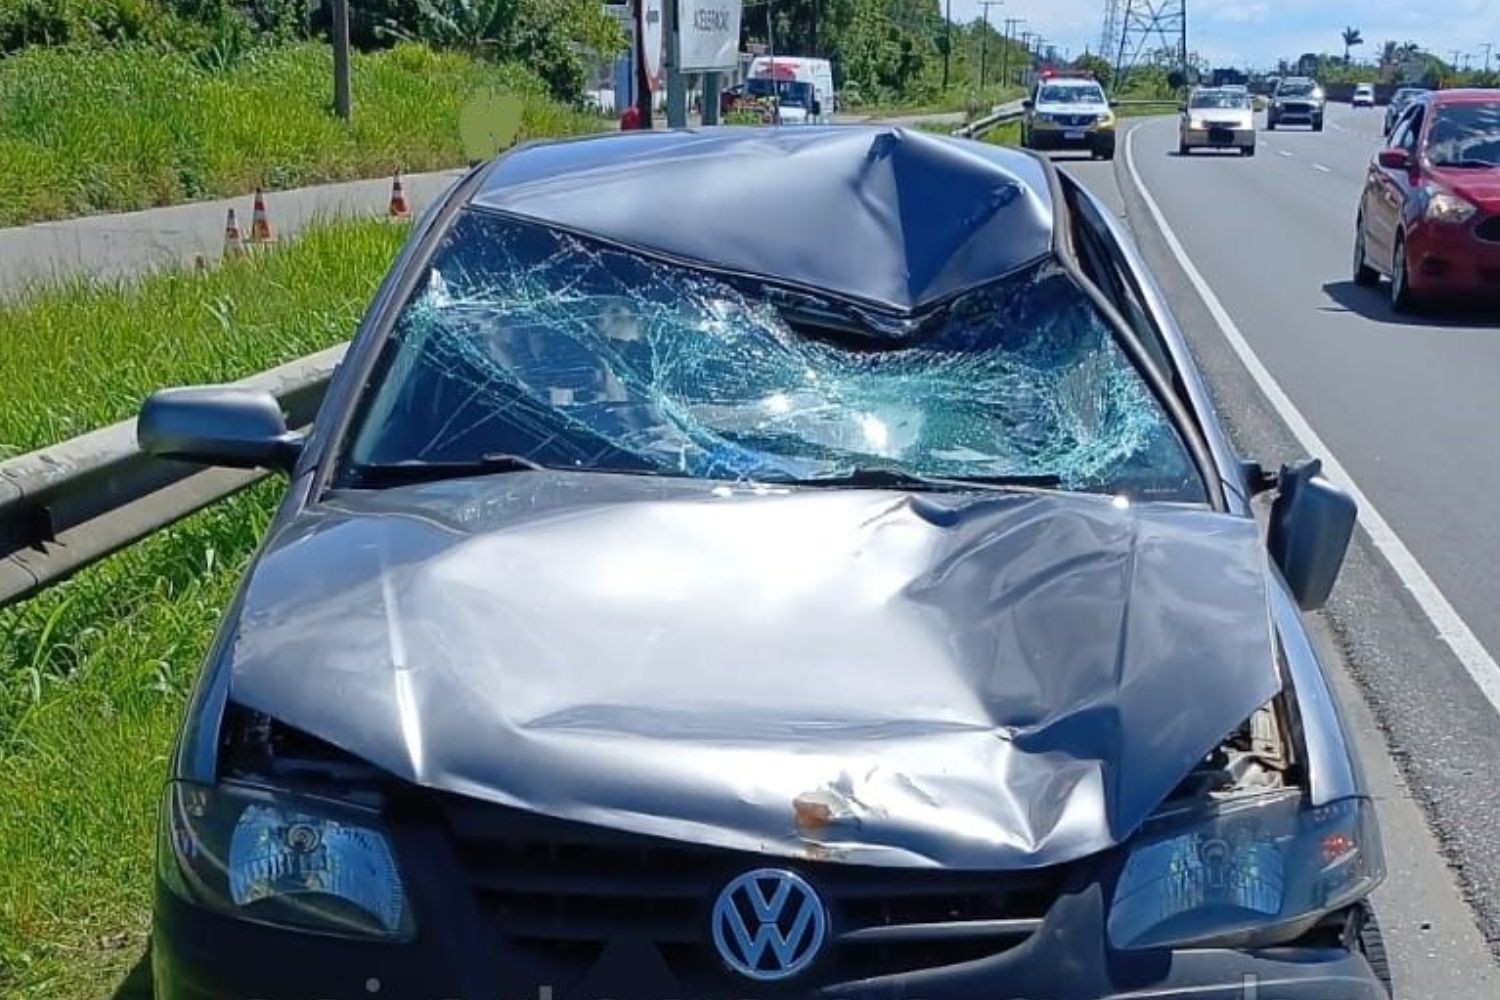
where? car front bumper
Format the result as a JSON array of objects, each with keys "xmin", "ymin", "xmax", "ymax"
[
  {"xmin": 152, "ymin": 879, "xmax": 1387, "ymax": 1000},
  {"xmin": 1028, "ymin": 122, "xmax": 1115, "ymax": 151},
  {"xmin": 1269, "ymin": 104, "xmax": 1324, "ymax": 123},
  {"xmin": 1408, "ymin": 220, "xmax": 1500, "ymax": 300},
  {"xmin": 1182, "ymin": 126, "xmax": 1255, "ymax": 149}
]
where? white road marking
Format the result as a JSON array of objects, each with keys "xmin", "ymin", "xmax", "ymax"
[
  {"xmin": 1313, "ymin": 163, "xmax": 1332, "ymax": 173},
  {"xmin": 1278, "ymin": 149, "xmax": 1294, "ymax": 158},
  {"xmin": 1123, "ymin": 121, "xmax": 1500, "ymax": 718}
]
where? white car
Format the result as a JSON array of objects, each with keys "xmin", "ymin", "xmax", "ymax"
[
  {"xmin": 1179, "ymin": 87, "xmax": 1257, "ymax": 156},
  {"xmin": 1353, "ymin": 84, "xmax": 1376, "ymax": 108}
]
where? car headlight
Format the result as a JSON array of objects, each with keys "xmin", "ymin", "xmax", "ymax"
[
  {"xmin": 1109, "ymin": 792, "xmax": 1382, "ymax": 951},
  {"xmin": 1426, "ymin": 190, "xmax": 1478, "ymax": 224},
  {"xmin": 1097, "ymin": 112, "xmax": 1116, "ymax": 127},
  {"xmin": 159, "ymin": 780, "xmax": 413, "ymax": 939},
  {"xmin": 1189, "ymin": 118, "xmax": 1208, "ymax": 131}
]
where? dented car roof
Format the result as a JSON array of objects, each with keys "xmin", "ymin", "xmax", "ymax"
[{"xmin": 469, "ymin": 127, "xmax": 1056, "ymax": 315}]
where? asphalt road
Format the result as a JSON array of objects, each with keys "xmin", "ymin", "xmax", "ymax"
[{"xmin": 1047, "ymin": 106, "xmax": 1500, "ymax": 997}]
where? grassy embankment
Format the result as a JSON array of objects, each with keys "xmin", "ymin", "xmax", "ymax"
[
  {"xmin": 0, "ymin": 41, "xmax": 601, "ymax": 227},
  {"xmin": 0, "ymin": 219, "xmax": 408, "ymax": 999}
]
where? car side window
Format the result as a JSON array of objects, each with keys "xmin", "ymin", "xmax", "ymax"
[{"xmin": 1395, "ymin": 107, "xmax": 1425, "ymax": 152}]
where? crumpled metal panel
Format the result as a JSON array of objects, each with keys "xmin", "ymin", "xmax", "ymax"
[
  {"xmin": 469, "ymin": 127, "xmax": 1054, "ymax": 314},
  {"xmin": 229, "ymin": 475, "xmax": 1279, "ymax": 869}
]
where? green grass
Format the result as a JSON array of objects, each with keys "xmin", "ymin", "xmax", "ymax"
[
  {"xmin": 0, "ymin": 41, "xmax": 602, "ymax": 227},
  {"xmin": 0, "ymin": 218, "xmax": 408, "ymax": 458},
  {"xmin": 0, "ymin": 216, "xmax": 417, "ymax": 997},
  {"xmin": 0, "ymin": 484, "xmax": 279, "ymax": 1000}
]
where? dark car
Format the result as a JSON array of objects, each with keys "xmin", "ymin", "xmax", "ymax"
[
  {"xmin": 1355, "ymin": 89, "xmax": 1500, "ymax": 311},
  {"xmin": 1267, "ymin": 77, "xmax": 1326, "ymax": 131},
  {"xmin": 142, "ymin": 126, "xmax": 1389, "ymax": 1000},
  {"xmin": 1385, "ymin": 86, "xmax": 1430, "ymax": 136}
]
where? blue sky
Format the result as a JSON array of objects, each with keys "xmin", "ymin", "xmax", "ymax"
[{"xmin": 948, "ymin": 0, "xmax": 1500, "ymax": 71}]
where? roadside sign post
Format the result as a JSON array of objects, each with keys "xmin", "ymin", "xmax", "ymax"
[
  {"xmin": 330, "ymin": 0, "xmax": 351, "ymax": 121},
  {"xmin": 676, "ymin": 2, "xmax": 744, "ymax": 127},
  {"xmin": 636, "ymin": 0, "xmax": 665, "ymax": 128},
  {"xmin": 666, "ymin": 0, "xmax": 687, "ymax": 127}
]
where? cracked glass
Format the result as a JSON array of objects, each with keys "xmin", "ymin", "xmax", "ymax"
[{"xmin": 346, "ymin": 210, "xmax": 1205, "ymax": 502}]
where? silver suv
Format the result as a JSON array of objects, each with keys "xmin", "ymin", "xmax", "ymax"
[{"xmin": 1267, "ymin": 77, "xmax": 1326, "ymax": 131}]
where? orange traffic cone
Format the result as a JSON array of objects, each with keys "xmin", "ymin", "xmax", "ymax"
[
  {"xmin": 388, "ymin": 172, "xmax": 411, "ymax": 220},
  {"xmin": 222, "ymin": 208, "xmax": 245, "ymax": 260},
  {"xmin": 249, "ymin": 188, "xmax": 276, "ymax": 246}
]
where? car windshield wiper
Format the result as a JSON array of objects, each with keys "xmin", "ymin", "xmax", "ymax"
[
  {"xmin": 349, "ymin": 452, "xmax": 544, "ymax": 486},
  {"xmin": 782, "ymin": 467, "xmax": 1062, "ymax": 493}
]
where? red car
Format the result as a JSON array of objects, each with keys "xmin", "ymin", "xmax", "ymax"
[{"xmin": 1354, "ymin": 89, "xmax": 1500, "ymax": 311}]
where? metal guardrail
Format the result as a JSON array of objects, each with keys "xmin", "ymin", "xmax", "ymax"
[
  {"xmin": 953, "ymin": 98, "xmax": 1181, "ymax": 141},
  {"xmin": 0, "ymin": 345, "xmax": 345, "ymax": 609},
  {"xmin": 954, "ymin": 101, "xmax": 1025, "ymax": 139}
]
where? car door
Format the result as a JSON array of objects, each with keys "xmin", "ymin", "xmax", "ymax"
[{"xmin": 1365, "ymin": 105, "xmax": 1423, "ymax": 268}]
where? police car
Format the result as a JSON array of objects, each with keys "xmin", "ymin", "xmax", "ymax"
[{"xmin": 1021, "ymin": 70, "xmax": 1117, "ymax": 159}]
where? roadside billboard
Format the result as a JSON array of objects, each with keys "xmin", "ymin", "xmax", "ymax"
[
  {"xmin": 677, "ymin": 1, "xmax": 743, "ymax": 72},
  {"xmin": 640, "ymin": 0, "xmax": 665, "ymax": 91}
]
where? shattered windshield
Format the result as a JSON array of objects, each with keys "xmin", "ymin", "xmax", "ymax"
[
  {"xmin": 1039, "ymin": 84, "xmax": 1106, "ymax": 105},
  {"xmin": 345, "ymin": 211, "xmax": 1205, "ymax": 502},
  {"xmin": 1190, "ymin": 91, "xmax": 1251, "ymax": 110}
]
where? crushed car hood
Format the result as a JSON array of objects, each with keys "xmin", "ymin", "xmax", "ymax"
[
  {"xmin": 470, "ymin": 127, "xmax": 1053, "ymax": 315},
  {"xmin": 230, "ymin": 473, "xmax": 1279, "ymax": 869}
]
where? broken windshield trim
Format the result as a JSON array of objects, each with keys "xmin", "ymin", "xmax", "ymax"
[
  {"xmin": 336, "ymin": 210, "xmax": 1209, "ymax": 503},
  {"xmin": 1038, "ymin": 154, "xmax": 1226, "ymax": 511}
]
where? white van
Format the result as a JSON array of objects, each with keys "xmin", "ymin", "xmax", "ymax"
[{"xmin": 747, "ymin": 56, "xmax": 836, "ymax": 122}]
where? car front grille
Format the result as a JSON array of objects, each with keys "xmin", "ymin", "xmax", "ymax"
[
  {"xmin": 1476, "ymin": 217, "xmax": 1500, "ymax": 243},
  {"xmin": 1280, "ymin": 102, "xmax": 1314, "ymax": 114},
  {"xmin": 440, "ymin": 795, "xmax": 1069, "ymax": 988},
  {"xmin": 1052, "ymin": 113, "xmax": 1096, "ymax": 128}
]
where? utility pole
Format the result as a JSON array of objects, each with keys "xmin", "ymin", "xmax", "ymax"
[
  {"xmin": 1001, "ymin": 17, "xmax": 1023, "ymax": 90},
  {"xmin": 942, "ymin": 0, "xmax": 952, "ymax": 92},
  {"xmin": 330, "ymin": 0, "xmax": 351, "ymax": 121},
  {"xmin": 978, "ymin": 1, "xmax": 1004, "ymax": 91},
  {"xmin": 1483, "ymin": 42, "xmax": 1495, "ymax": 74}
]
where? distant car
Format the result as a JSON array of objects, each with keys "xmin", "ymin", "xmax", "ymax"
[
  {"xmin": 1353, "ymin": 84, "xmax": 1376, "ymax": 108},
  {"xmin": 1179, "ymin": 86, "xmax": 1257, "ymax": 156},
  {"xmin": 1385, "ymin": 87, "xmax": 1430, "ymax": 135},
  {"xmin": 1021, "ymin": 73, "xmax": 1117, "ymax": 159},
  {"xmin": 1354, "ymin": 90, "xmax": 1500, "ymax": 311},
  {"xmin": 1267, "ymin": 77, "xmax": 1326, "ymax": 130}
]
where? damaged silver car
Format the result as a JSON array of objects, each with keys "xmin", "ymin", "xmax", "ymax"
[{"xmin": 139, "ymin": 126, "xmax": 1390, "ymax": 999}]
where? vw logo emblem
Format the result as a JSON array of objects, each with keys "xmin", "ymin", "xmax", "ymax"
[{"xmin": 711, "ymin": 869, "xmax": 827, "ymax": 981}]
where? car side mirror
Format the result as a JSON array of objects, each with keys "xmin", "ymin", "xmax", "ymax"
[
  {"xmin": 1022, "ymin": 99, "xmax": 1034, "ymax": 110},
  {"xmin": 1267, "ymin": 459, "xmax": 1357, "ymax": 611},
  {"xmin": 138, "ymin": 386, "xmax": 304, "ymax": 472},
  {"xmin": 1378, "ymin": 148, "xmax": 1411, "ymax": 170}
]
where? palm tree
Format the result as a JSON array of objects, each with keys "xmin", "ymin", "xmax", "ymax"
[{"xmin": 1342, "ymin": 27, "xmax": 1364, "ymax": 65}]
